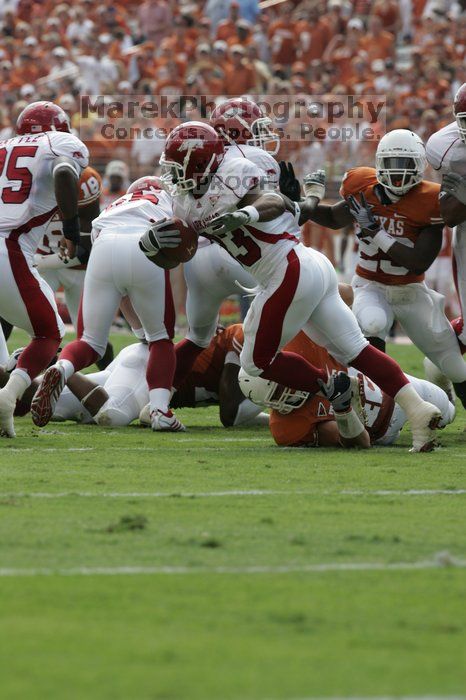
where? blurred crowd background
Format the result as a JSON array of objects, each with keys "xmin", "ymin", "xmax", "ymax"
[{"xmin": 0, "ymin": 0, "xmax": 464, "ymax": 318}]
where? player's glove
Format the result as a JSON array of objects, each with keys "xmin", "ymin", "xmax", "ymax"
[
  {"xmin": 207, "ymin": 207, "xmax": 257, "ymax": 237},
  {"xmin": 303, "ymin": 169, "xmax": 326, "ymax": 201},
  {"xmin": 279, "ymin": 161, "xmax": 301, "ymax": 201},
  {"xmin": 442, "ymin": 172, "xmax": 466, "ymax": 205},
  {"xmin": 139, "ymin": 218, "xmax": 182, "ymax": 257},
  {"xmin": 346, "ymin": 193, "xmax": 380, "ymax": 238}
]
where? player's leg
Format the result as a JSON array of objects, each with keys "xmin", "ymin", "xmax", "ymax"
[
  {"xmin": 304, "ymin": 253, "xmax": 442, "ymax": 451},
  {"xmin": 452, "ymin": 222, "xmax": 466, "ymax": 344},
  {"xmin": 94, "ymin": 344, "xmax": 150, "ymax": 427},
  {"xmin": 31, "ymin": 237, "xmax": 121, "ymax": 427},
  {"xmin": 352, "ymin": 276, "xmax": 394, "ymax": 352},
  {"xmin": 397, "ymin": 285, "xmax": 466, "ymax": 407},
  {"xmin": 128, "ymin": 249, "xmax": 184, "ymax": 432},
  {"xmin": 0, "ymin": 240, "xmax": 64, "ymax": 436},
  {"xmin": 240, "ymin": 247, "xmax": 329, "ymax": 392},
  {"xmin": 59, "ymin": 269, "xmax": 85, "ymax": 329},
  {"xmin": 0, "ymin": 324, "xmax": 8, "ymax": 368},
  {"xmin": 175, "ymin": 244, "xmax": 257, "ymax": 388}
]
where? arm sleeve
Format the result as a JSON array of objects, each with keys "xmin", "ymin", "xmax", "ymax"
[{"xmin": 47, "ymin": 131, "xmax": 90, "ymax": 177}]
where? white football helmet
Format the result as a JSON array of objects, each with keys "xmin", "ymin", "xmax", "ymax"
[
  {"xmin": 238, "ymin": 368, "xmax": 309, "ymax": 414},
  {"xmin": 375, "ymin": 129, "xmax": 427, "ymax": 195}
]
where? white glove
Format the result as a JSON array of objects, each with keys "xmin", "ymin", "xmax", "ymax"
[
  {"xmin": 139, "ymin": 218, "xmax": 182, "ymax": 257},
  {"xmin": 207, "ymin": 208, "xmax": 255, "ymax": 237},
  {"xmin": 303, "ymin": 169, "xmax": 326, "ymax": 201},
  {"xmin": 347, "ymin": 193, "xmax": 380, "ymax": 238},
  {"xmin": 442, "ymin": 172, "xmax": 466, "ymax": 205},
  {"xmin": 34, "ymin": 253, "xmax": 80, "ymax": 271}
]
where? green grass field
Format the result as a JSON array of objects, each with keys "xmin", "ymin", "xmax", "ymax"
[{"xmin": 1, "ymin": 331, "xmax": 465, "ymax": 700}]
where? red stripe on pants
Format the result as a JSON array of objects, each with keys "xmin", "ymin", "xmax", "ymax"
[
  {"xmin": 164, "ymin": 270, "xmax": 175, "ymax": 340},
  {"xmin": 5, "ymin": 238, "xmax": 61, "ymax": 339},
  {"xmin": 252, "ymin": 248, "xmax": 300, "ymax": 370}
]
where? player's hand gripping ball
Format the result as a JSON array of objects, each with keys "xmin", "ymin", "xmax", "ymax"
[{"xmin": 139, "ymin": 217, "xmax": 198, "ymax": 269}]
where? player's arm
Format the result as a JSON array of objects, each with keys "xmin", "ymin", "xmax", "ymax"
[
  {"xmin": 218, "ymin": 362, "xmax": 268, "ymax": 427},
  {"xmin": 53, "ymin": 156, "xmax": 80, "ymax": 258},
  {"xmin": 347, "ymin": 193, "xmax": 443, "ymax": 274},
  {"xmin": 316, "ymin": 419, "xmax": 370, "ymax": 448},
  {"xmin": 300, "ymin": 199, "xmax": 353, "ymax": 229},
  {"xmin": 66, "ymin": 373, "xmax": 109, "ymax": 417},
  {"xmin": 440, "ymin": 174, "xmax": 466, "ymax": 226}
]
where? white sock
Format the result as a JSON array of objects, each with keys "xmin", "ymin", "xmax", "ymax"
[
  {"xmin": 58, "ymin": 359, "xmax": 75, "ymax": 381},
  {"xmin": 150, "ymin": 388, "xmax": 171, "ymax": 413},
  {"xmin": 6, "ymin": 368, "xmax": 31, "ymax": 399},
  {"xmin": 395, "ymin": 383, "xmax": 426, "ymax": 418}
]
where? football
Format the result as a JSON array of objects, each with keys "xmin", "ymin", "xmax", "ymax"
[{"xmin": 152, "ymin": 218, "xmax": 198, "ymax": 269}]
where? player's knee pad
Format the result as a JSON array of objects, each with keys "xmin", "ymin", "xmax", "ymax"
[
  {"xmin": 186, "ymin": 324, "xmax": 215, "ymax": 349},
  {"xmin": 432, "ymin": 350, "xmax": 466, "ymax": 384},
  {"xmin": 356, "ymin": 306, "xmax": 389, "ymax": 339},
  {"xmin": 95, "ymin": 401, "xmax": 132, "ymax": 427}
]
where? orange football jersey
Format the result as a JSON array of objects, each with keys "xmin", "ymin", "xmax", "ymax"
[
  {"xmin": 340, "ymin": 167, "xmax": 443, "ymax": 285},
  {"xmin": 269, "ymin": 331, "xmax": 343, "ymax": 447},
  {"xmin": 174, "ymin": 325, "xmax": 244, "ymax": 407}
]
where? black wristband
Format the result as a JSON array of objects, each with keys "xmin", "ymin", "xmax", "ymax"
[
  {"xmin": 75, "ymin": 245, "xmax": 90, "ymax": 265},
  {"xmin": 62, "ymin": 214, "xmax": 80, "ymax": 244}
]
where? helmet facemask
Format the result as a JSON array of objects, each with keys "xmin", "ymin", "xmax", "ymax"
[
  {"xmin": 455, "ymin": 111, "xmax": 466, "ymax": 144},
  {"xmin": 247, "ymin": 117, "xmax": 280, "ymax": 155},
  {"xmin": 160, "ymin": 150, "xmax": 219, "ymax": 196},
  {"xmin": 376, "ymin": 153, "xmax": 426, "ymax": 195}
]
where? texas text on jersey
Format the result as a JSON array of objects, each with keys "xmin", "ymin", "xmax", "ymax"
[
  {"xmin": 340, "ymin": 167, "xmax": 443, "ymax": 285},
  {"xmin": 173, "ymin": 155, "xmax": 300, "ymax": 283}
]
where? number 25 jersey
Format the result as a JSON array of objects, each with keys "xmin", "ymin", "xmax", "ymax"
[
  {"xmin": 340, "ymin": 167, "xmax": 443, "ymax": 285},
  {"xmin": 0, "ymin": 130, "xmax": 89, "ymax": 255}
]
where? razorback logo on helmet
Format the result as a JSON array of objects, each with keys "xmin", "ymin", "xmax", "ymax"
[
  {"xmin": 73, "ymin": 150, "xmax": 84, "ymax": 159},
  {"xmin": 178, "ymin": 139, "xmax": 206, "ymax": 152}
]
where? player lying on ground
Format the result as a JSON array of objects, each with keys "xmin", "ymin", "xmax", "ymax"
[
  {"xmin": 1, "ymin": 325, "xmax": 267, "ymax": 429},
  {"xmin": 0, "ymin": 101, "xmax": 89, "ymax": 438},
  {"xmin": 31, "ymin": 176, "xmax": 185, "ymax": 432},
  {"xmin": 297, "ymin": 128, "xmax": 466, "ymax": 410},
  {"xmin": 146, "ymin": 120, "xmax": 442, "ymax": 451},
  {"xmin": 239, "ymin": 330, "xmax": 455, "ymax": 449},
  {"xmin": 427, "ymin": 82, "xmax": 466, "ymax": 347}
]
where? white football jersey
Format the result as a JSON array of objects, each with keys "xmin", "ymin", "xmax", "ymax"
[
  {"xmin": 91, "ymin": 187, "xmax": 173, "ymax": 241},
  {"xmin": 426, "ymin": 122, "xmax": 466, "ymax": 176},
  {"xmin": 172, "ymin": 156, "xmax": 300, "ymax": 283},
  {"xmin": 0, "ymin": 131, "xmax": 88, "ymax": 255},
  {"xmin": 224, "ymin": 143, "xmax": 280, "ymax": 188}
]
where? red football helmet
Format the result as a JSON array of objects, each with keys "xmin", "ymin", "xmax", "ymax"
[
  {"xmin": 210, "ymin": 98, "xmax": 280, "ymax": 154},
  {"xmin": 453, "ymin": 83, "xmax": 466, "ymax": 144},
  {"xmin": 16, "ymin": 101, "xmax": 71, "ymax": 135},
  {"xmin": 160, "ymin": 121, "xmax": 224, "ymax": 194},
  {"xmin": 126, "ymin": 176, "xmax": 163, "ymax": 194}
]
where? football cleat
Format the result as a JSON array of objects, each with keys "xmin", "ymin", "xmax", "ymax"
[
  {"xmin": 318, "ymin": 371, "xmax": 352, "ymax": 413},
  {"xmin": 30, "ymin": 364, "xmax": 66, "ymax": 427},
  {"xmin": 0, "ymin": 388, "xmax": 16, "ymax": 438},
  {"xmin": 139, "ymin": 403, "xmax": 151, "ymax": 426},
  {"xmin": 408, "ymin": 401, "xmax": 442, "ymax": 453},
  {"xmin": 150, "ymin": 408, "xmax": 186, "ymax": 432}
]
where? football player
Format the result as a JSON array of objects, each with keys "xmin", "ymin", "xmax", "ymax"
[
  {"xmin": 174, "ymin": 99, "xmax": 288, "ymax": 390},
  {"xmin": 300, "ymin": 128, "xmax": 466, "ymax": 409},
  {"xmin": 0, "ymin": 101, "xmax": 89, "ymax": 437},
  {"xmin": 239, "ymin": 331, "xmax": 455, "ymax": 449},
  {"xmin": 4, "ymin": 325, "xmax": 266, "ymax": 429},
  {"xmin": 31, "ymin": 176, "xmax": 184, "ymax": 432},
  {"xmin": 426, "ymin": 82, "xmax": 466, "ymax": 349},
  {"xmin": 141, "ymin": 121, "xmax": 442, "ymax": 452},
  {"xmin": 34, "ymin": 165, "xmax": 102, "ymax": 329}
]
